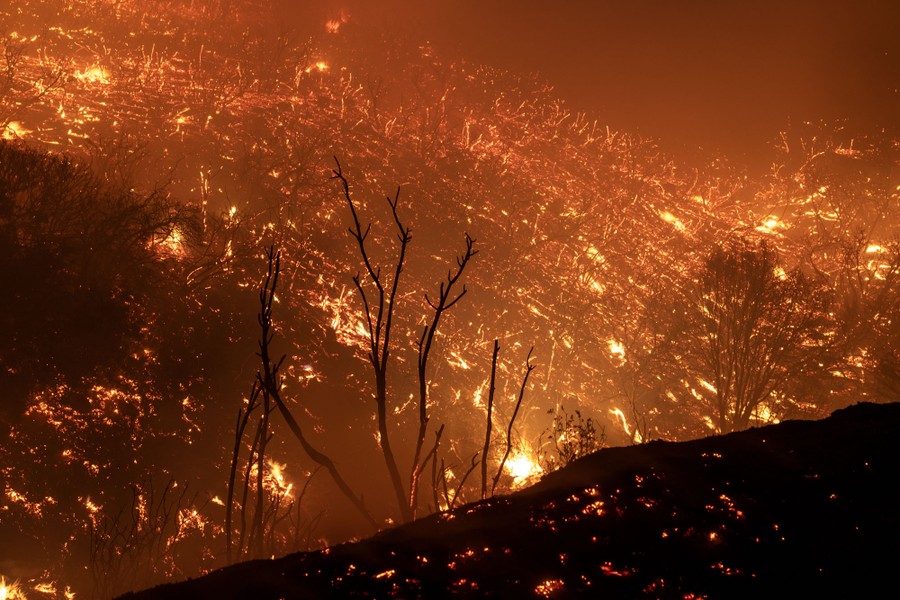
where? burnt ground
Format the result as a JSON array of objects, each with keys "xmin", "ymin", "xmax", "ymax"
[{"xmin": 121, "ymin": 402, "xmax": 900, "ymax": 599}]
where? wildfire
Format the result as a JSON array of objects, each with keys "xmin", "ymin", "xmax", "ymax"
[
  {"xmin": 325, "ymin": 11, "xmax": 349, "ymax": 34},
  {"xmin": 305, "ymin": 61, "xmax": 329, "ymax": 73},
  {"xmin": 609, "ymin": 407, "xmax": 628, "ymax": 432},
  {"xmin": 0, "ymin": 577, "xmax": 25, "ymax": 600},
  {"xmin": 0, "ymin": 1, "xmax": 895, "ymax": 596},
  {"xmin": 607, "ymin": 339, "xmax": 625, "ymax": 360},
  {"xmin": 698, "ymin": 379, "xmax": 717, "ymax": 394},
  {"xmin": 659, "ymin": 210, "xmax": 686, "ymax": 232},
  {"xmin": 448, "ymin": 351, "xmax": 470, "ymax": 370},
  {"xmin": 504, "ymin": 450, "xmax": 543, "ymax": 489},
  {"xmin": 609, "ymin": 407, "xmax": 643, "ymax": 443},
  {"xmin": 1, "ymin": 121, "xmax": 31, "ymax": 140},
  {"xmin": 319, "ymin": 287, "xmax": 370, "ymax": 348},
  {"xmin": 266, "ymin": 459, "xmax": 293, "ymax": 497},
  {"xmin": 155, "ymin": 227, "xmax": 186, "ymax": 257},
  {"xmin": 31, "ymin": 581, "xmax": 74, "ymax": 599},
  {"xmin": 756, "ymin": 216, "xmax": 780, "ymax": 233},
  {"xmin": 74, "ymin": 65, "xmax": 110, "ymax": 85},
  {"xmin": 84, "ymin": 497, "xmax": 101, "ymax": 513},
  {"xmin": 752, "ymin": 404, "xmax": 780, "ymax": 425}
]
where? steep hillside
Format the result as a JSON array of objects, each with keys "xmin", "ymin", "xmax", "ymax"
[{"xmin": 122, "ymin": 402, "xmax": 900, "ymax": 599}]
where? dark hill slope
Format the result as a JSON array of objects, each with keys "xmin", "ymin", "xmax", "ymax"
[{"xmin": 122, "ymin": 402, "xmax": 900, "ymax": 599}]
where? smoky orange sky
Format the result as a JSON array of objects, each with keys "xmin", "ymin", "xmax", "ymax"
[{"xmin": 339, "ymin": 0, "xmax": 898, "ymax": 167}]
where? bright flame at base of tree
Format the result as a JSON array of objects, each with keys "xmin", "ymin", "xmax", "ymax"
[
  {"xmin": 0, "ymin": 576, "xmax": 26, "ymax": 600},
  {"xmin": 504, "ymin": 450, "xmax": 543, "ymax": 489}
]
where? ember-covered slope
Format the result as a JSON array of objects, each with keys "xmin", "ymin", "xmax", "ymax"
[{"xmin": 122, "ymin": 401, "xmax": 900, "ymax": 599}]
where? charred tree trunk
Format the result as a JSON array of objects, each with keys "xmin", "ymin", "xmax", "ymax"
[
  {"xmin": 332, "ymin": 158, "xmax": 475, "ymax": 523},
  {"xmin": 256, "ymin": 246, "xmax": 378, "ymax": 531},
  {"xmin": 493, "ymin": 348, "xmax": 535, "ymax": 495},
  {"xmin": 482, "ymin": 340, "xmax": 499, "ymax": 499}
]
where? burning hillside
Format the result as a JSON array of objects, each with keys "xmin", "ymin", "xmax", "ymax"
[
  {"xmin": 120, "ymin": 401, "xmax": 900, "ymax": 599},
  {"xmin": 0, "ymin": 1, "xmax": 897, "ymax": 598}
]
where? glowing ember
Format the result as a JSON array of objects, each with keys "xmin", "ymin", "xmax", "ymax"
[
  {"xmin": 534, "ymin": 578, "xmax": 565, "ymax": 597},
  {"xmin": 599, "ymin": 562, "xmax": 633, "ymax": 576},
  {"xmin": 582, "ymin": 499, "xmax": 605, "ymax": 516}
]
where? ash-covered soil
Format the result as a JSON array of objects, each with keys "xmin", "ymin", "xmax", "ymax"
[{"xmin": 121, "ymin": 401, "xmax": 900, "ymax": 599}]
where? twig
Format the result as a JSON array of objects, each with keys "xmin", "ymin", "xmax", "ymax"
[{"xmin": 493, "ymin": 348, "xmax": 535, "ymax": 495}]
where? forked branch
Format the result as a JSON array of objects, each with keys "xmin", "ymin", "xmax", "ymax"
[
  {"xmin": 331, "ymin": 158, "xmax": 412, "ymax": 523},
  {"xmin": 410, "ymin": 233, "xmax": 477, "ymax": 514},
  {"xmin": 481, "ymin": 340, "xmax": 500, "ymax": 499},
  {"xmin": 256, "ymin": 245, "xmax": 378, "ymax": 531},
  {"xmin": 493, "ymin": 348, "xmax": 536, "ymax": 495}
]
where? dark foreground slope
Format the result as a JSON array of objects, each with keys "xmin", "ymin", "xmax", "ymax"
[{"xmin": 122, "ymin": 402, "xmax": 900, "ymax": 599}]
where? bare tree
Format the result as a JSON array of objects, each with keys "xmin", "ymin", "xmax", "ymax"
[
  {"xmin": 330, "ymin": 158, "xmax": 476, "ymax": 523},
  {"xmin": 254, "ymin": 246, "xmax": 378, "ymax": 530},
  {"xmin": 834, "ymin": 237, "xmax": 900, "ymax": 401},
  {"xmin": 225, "ymin": 375, "xmax": 299, "ymax": 564},
  {"xmin": 604, "ymin": 291, "xmax": 684, "ymax": 444},
  {"xmin": 410, "ymin": 233, "xmax": 476, "ymax": 516},
  {"xmin": 225, "ymin": 381, "xmax": 261, "ymax": 563},
  {"xmin": 492, "ymin": 348, "xmax": 535, "ymax": 495},
  {"xmin": 481, "ymin": 340, "xmax": 499, "ymax": 500},
  {"xmin": 691, "ymin": 239, "xmax": 834, "ymax": 432},
  {"xmin": 89, "ymin": 478, "xmax": 200, "ymax": 600},
  {"xmin": 0, "ymin": 35, "xmax": 63, "ymax": 130}
]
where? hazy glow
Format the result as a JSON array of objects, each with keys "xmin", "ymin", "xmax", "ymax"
[{"xmin": 0, "ymin": 1, "xmax": 894, "ymax": 596}]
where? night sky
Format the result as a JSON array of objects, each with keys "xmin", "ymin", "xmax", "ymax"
[{"xmin": 345, "ymin": 0, "xmax": 899, "ymax": 167}]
